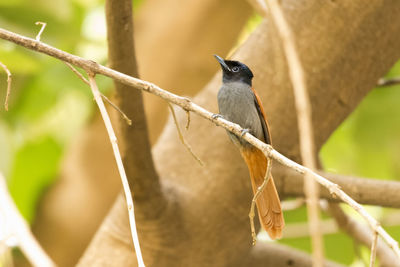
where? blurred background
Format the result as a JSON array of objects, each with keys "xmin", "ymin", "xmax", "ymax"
[{"xmin": 1, "ymin": 0, "xmax": 400, "ymax": 266}]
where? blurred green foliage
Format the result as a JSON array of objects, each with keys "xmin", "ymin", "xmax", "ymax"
[
  {"xmin": 0, "ymin": 1, "xmax": 400, "ymax": 266},
  {"xmin": 0, "ymin": 0, "xmax": 107, "ymax": 222},
  {"xmin": 280, "ymin": 62, "xmax": 400, "ymax": 265}
]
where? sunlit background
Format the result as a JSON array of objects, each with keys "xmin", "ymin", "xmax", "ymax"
[{"xmin": 1, "ymin": 0, "xmax": 400, "ymax": 266}]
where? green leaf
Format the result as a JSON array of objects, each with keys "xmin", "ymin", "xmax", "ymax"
[{"xmin": 8, "ymin": 136, "xmax": 62, "ymax": 222}]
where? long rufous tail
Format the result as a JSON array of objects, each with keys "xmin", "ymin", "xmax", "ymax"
[{"xmin": 240, "ymin": 147, "xmax": 284, "ymax": 239}]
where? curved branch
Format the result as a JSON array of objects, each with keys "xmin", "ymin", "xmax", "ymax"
[
  {"xmin": 278, "ymin": 168, "xmax": 400, "ymax": 208},
  {"xmin": 236, "ymin": 241, "xmax": 344, "ymax": 267},
  {"xmin": 87, "ymin": 74, "xmax": 145, "ymax": 267}
]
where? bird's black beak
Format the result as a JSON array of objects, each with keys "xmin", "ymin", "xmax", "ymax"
[{"xmin": 214, "ymin": 54, "xmax": 230, "ymax": 72}]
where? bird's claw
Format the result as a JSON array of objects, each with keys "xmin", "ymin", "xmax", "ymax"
[
  {"xmin": 241, "ymin": 129, "xmax": 250, "ymax": 137},
  {"xmin": 212, "ymin": 113, "xmax": 223, "ymax": 120}
]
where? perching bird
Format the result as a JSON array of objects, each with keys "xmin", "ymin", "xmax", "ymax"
[{"xmin": 214, "ymin": 55, "xmax": 284, "ymax": 239}]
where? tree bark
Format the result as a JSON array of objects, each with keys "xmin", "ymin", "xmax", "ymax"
[
  {"xmin": 278, "ymin": 168, "xmax": 400, "ymax": 208},
  {"xmin": 78, "ymin": 1, "xmax": 400, "ymax": 266}
]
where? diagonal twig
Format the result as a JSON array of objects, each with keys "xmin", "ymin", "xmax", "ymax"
[
  {"xmin": 249, "ymin": 157, "xmax": 272, "ymax": 244},
  {"xmin": 324, "ymin": 202, "xmax": 399, "ymax": 266},
  {"xmin": 370, "ymin": 230, "xmax": 378, "ymax": 267},
  {"xmin": 168, "ymin": 103, "xmax": 204, "ymax": 166},
  {"xmin": 185, "ymin": 110, "xmax": 190, "ymax": 130},
  {"xmin": 266, "ymin": 0, "xmax": 323, "ymax": 265},
  {"xmin": 64, "ymin": 62, "xmax": 132, "ymax": 125},
  {"xmin": 87, "ymin": 74, "xmax": 145, "ymax": 267}
]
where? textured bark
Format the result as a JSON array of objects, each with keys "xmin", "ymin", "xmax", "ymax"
[
  {"xmin": 31, "ymin": 0, "xmax": 252, "ymax": 266},
  {"xmin": 105, "ymin": 0, "xmax": 162, "ymax": 216},
  {"xmin": 235, "ymin": 242, "xmax": 343, "ymax": 267},
  {"xmin": 79, "ymin": 1, "xmax": 400, "ymax": 266},
  {"xmin": 278, "ymin": 168, "xmax": 400, "ymax": 208}
]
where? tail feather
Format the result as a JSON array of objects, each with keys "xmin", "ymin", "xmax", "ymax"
[{"xmin": 241, "ymin": 148, "xmax": 285, "ymax": 239}]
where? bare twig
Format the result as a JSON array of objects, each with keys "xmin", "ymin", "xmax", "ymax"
[
  {"xmin": 0, "ymin": 173, "xmax": 55, "ymax": 267},
  {"xmin": 370, "ymin": 230, "xmax": 378, "ymax": 267},
  {"xmin": 377, "ymin": 77, "xmax": 400, "ymax": 87},
  {"xmin": 35, "ymin": 22, "xmax": 46, "ymax": 41},
  {"xmin": 87, "ymin": 74, "xmax": 145, "ymax": 267},
  {"xmin": 64, "ymin": 62, "xmax": 89, "ymax": 84},
  {"xmin": 0, "ymin": 62, "xmax": 11, "ymax": 111},
  {"xmin": 249, "ymin": 157, "xmax": 272, "ymax": 244},
  {"xmin": 266, "ymin": 0, "xmax": 323, "ymax": 265},
  {"xmin": 185, "ymin": 110, "xmax": 190, "ymax": 130},
  {"xmin": 0, "ymin": 27, "xmax": 398, "ymax": 259},
  {"xmin": 64, "ymin": 62, "xmax": 132, "ymax": 125},
  {"xmin": 325, "ymin": 202, "xmax": 399, "ymax": 266},
  {"xmin": 168, "ymin": 103, "xmax": 204, "ymax": 166},
  {"xmin": 101, "ymin": 93, "xmax": 132, "ymax": 125}
]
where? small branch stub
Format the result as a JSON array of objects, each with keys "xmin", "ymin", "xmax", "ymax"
[
  {"xmin": 168, "ymin": 103, "xmax": 204, "ymax": 166},
  {"xmin": 0, "ymin": 61, "xmax": 12, "ymax": 111},
  {"xmin": 35, "ymin": 22, "xmax": 46, "ymax": 41}
]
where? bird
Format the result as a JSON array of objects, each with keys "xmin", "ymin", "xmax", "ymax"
[{"xmin": 214, "ymin": 54, "xmax": 284, "ymax": 240}]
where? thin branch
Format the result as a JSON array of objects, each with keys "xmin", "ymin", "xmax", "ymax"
[
  {"xmin": 325, "ymin": 202, "xmax": 399, "ymax": 266},
  {"xmin": 0, "ymin": 61, "xmax": 11, "ymax": 111},
  {"xmin": 249, "ymin": 157, "xmax": 272, "ymax": 244},
  {"xmin": 101, "ymin": 93, "xmax": 132, "ymax": 125},
  {"xmin": 370, "ymin": 230, "xmax": 378, "ymax": 267},
  {"xmin": 377, "ymin": 77, "xmax": 400, "ymax": 87},
  {"xmin": 64, "ymin": 62, "xmax": 89, "ymax": 84},
  {"xmin": 64, "ymin": 62, "xmax": 132, "ymax": 125},
  {"xmin": 0, "ymin": 27, "xmax": 398, "ymax": 260},
  {"xmin": 185, "ymin": 110, "xmax": 190, "ymax": 130},
  {"xmin": 35, "ymin": 22, "xmax": 46, "ymax": 41},
  {"xmin": 266, "ymin": 0, "xmax": 323, "ymax": 265},
  {"xmin": 168, "ymin": 103, "xmax": 204, "ymax": 166},
  {"xmin": 0, "ymin": 173, "xmax": 55, "ymax": 267},
  {"xmin": 87, "ymin": 74, "xmax": 145, "ymax": 267}
]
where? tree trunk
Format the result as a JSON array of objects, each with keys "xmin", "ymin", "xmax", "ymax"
[{"xmin": 78, "ymin": 1, "xmax": 400, "ymax": 266}]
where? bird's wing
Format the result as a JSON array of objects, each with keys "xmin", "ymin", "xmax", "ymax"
[{"xmin": 251, "ymin": 87, "xmax": 272, "ymax": 144}]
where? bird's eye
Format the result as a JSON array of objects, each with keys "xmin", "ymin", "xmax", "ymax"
[{"xmin": 231, "ymin": 66, "xmax": 240, "ymax": 72}]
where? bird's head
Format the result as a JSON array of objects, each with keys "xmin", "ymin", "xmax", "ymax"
[{"xmin": 214, "ymin": 54, "xmax": 253, "ymax": 86}]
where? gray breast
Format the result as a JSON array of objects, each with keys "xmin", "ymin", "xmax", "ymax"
[{"xmin": 217, "ymin": 82, "xmax": 264, "ymax": 147}]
